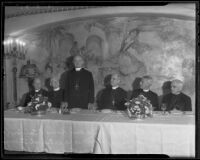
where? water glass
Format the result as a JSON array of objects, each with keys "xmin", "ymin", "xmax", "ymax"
[{"xmin": 161, "ymin": 103, "xmax": 167, "ymax": 115}]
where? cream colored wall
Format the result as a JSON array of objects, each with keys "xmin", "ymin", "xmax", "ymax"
[{"xmin": 4, "ymin": 4, "xmax": 196, "ymax": 111}]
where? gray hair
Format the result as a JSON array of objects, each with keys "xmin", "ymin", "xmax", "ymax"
[
  {"xmin": 50, "ymin": 75, "xmax": 60, "ymax": 85},
  {"xmin": 73, "ymin": 54, "xmax": 85, "ymax": 62},
  {"xmin": 142, "ymin": 75, "xmax": 153, "ymax": 81},
  {"xmin": 141, "ymin": 75, "xmax": 153, "ymax": 85},
  {"xmin": 171, "ymin": 79, "xmax": 184, "ymax": 90}
]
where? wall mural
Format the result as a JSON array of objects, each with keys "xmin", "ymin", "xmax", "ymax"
[{"xmin": 18, "ymin": 15, "xmax": 195, "ymax": 108}]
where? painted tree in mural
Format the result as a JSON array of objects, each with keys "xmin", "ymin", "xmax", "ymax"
[
  {"xmin": 85, "ymin": 18, "xmax": 147, "ymax": 91},
  {"xmin": 84, "ymin": 16, "xmax": 195, "ymax": 98},
  {"xmin": 20, "ymin": 16, "xmax": 194, "ymax": 104},
  {"xmin": 34, "ymin": 25, "xmax": 74, "ymax": 69}
]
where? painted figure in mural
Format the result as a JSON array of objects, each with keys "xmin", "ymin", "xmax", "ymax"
[
  {"xmin": 44, "ymin": 63, "xmax": 54, "ymax": 91},
  {"xmin": 97, "ymin": 73, "xmax": 127, "ymax": 111},
  {"xmin": 23, "ymin": 77, "xmax": 48, "ymax": 107},
  {"xmin": 162, "ymin": 79, "xmax": 192, "ymax": 111},
  {"xmin": 63, "ymin": 55, "xmax": 95, "ymax": 110},
  {"xmin": 48, "ymin": 76, "xmax": 64, "ymax": 108},
  {"xmin": 70, "ymin": 41, "xmax": 80, "ymax": 55},
  {"xmin": 120, "ymin": 28, "xmax": 139, "ymax": 53},
  {"xmin": 131, "ymin": 76, "xmax": 159, "ymax": 110}
]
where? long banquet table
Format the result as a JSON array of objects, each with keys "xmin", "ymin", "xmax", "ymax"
[{"xmin": 4, "ymin": 109, "xmax": 195, "ymax": 157}]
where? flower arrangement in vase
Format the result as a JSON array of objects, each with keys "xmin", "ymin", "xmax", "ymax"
[
  {"xmin": 24, "ymin": 94, "xmax": 52, "ymax": 115},
  {"xmin": 125, "ymin": 94, "xmax": 153, "ymax": 119}
]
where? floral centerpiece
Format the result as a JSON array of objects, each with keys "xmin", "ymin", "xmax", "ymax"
[
  {"xmin": 24, "ymin": 94, "xmax": 52, "ymax": 115},
  {"xmin": 125, "ymin": 94, "xmax": 153, "ymax": 119}
]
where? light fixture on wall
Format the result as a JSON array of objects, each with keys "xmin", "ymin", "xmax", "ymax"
[
  {"xmin": 3, "ymin": 37, "xmax": 27, "ymax": 106},
  {"xmin": 3, "ymin": 38, "xmax": 27, "ymax": 60}
]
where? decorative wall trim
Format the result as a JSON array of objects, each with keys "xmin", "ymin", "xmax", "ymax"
[{"xmin": 5, "ymin": 6, "xmax": 105, "ymax": 19}]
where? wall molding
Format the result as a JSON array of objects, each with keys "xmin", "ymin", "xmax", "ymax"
[{"xmin": 5, "ymin": 6, "xmax": 104, "ymax": 19}]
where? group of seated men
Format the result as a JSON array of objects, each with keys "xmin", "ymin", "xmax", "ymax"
[{"xmin": 23, "ymin": 55, "xmax": 192, "ymax": 112}]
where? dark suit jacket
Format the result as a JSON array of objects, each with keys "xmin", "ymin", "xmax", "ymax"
[
  {"xmin": 60, "ymin": 70, "xmax": 68, "ymax": 90},
  {"xmin": 48, "ymin": 89, "xmax": 64, "ymax": 108},
  {"xmin": 162, "ymin": 92, "xmax": 192, "ymax": 111},
  {"xmin": 45, "ymin": 78, "xmax": 53, "ymax": 91},
  {"xmin": 23, "ymin": 89, "xmax": 48, "ymax": 107},
  {"xmin": 131, "ymin": 89, "xmax": 159, "ymax": 110},
  {"xmin": 63, "ymin": 68, "xmax": 94, "ymax": 109},
  {"xmin": 97, "ymin": 87, "xmax": 127, "ymax": 110}
]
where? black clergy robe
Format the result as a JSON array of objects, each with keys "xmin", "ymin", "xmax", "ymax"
[
  {"xmin": 97, "ymin": 87, "xmax": 127, "ymax": 110},
  {"xmin": 48, "ymin": 89, "xmax": 64, "ymax": 108},
  {"xmin": 23, "ymin": 89, "xmax": 48, "ymax": 107},
  {"xmin": 64, "ymin": 68, "xmax": 94, "ymax": 109},
  {"xmin": 162, "ymin": 92, "xmax": 192, "ymax": 111},
  {"xmin": 131, "ymin": 89, "xmax": 159, "ymax": 110},
  {"xmin": 45, "ymin": 77, "xmax": 53, "ymax": 91},
  {"xmin": 60, "ymin": 70, "xmax": 68, "ymax": 90}
]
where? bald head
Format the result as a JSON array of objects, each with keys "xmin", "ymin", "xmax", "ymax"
[
  {"xmin": 73, "ymin": 55, "xmax": 85, "ymax": 68},
  {"xmin": 171, "ymin": 79, "xmax": 184, "ymax": 95},
  {"xmin": 140, "ymin": 75, "xmax": 153, "ymax": 90},
  {"xmin": 33, "ymin": 77, "xmax": 42, "ymax": 90}
]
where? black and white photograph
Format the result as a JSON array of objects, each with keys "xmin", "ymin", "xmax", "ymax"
[{"xmin": 1, "ymin": 1, "xmax": 199, "ymax": 159}]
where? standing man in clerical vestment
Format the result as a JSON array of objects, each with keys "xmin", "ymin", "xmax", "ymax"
[{"xmin": 63, "ymin": 55, "xmax": 94, "ymax": 109}]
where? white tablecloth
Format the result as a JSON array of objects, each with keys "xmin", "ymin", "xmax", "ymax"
[{"xmin": 4, "ymin": 109, "xmax": 195, "ymax": 157}]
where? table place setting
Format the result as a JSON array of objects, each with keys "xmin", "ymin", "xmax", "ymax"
[
  {"xmin": 47, "ymin": 107, "xmax": 59, "ymax": 114},
  {"xmin": 100, "ymin": 109, "xmax": 114, "ymax": 114},
  {"xmin": 70, "ymin": 108, "xmax": 82, "ymax": 114},
  {"xmin": 4, "ymin": 106, "xmax": 26, "ymax": 113}
]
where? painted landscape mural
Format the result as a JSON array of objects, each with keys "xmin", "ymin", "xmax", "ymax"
[{"xmin": 17, "ymin": 15, "xmax": 195, "ymax": 109}]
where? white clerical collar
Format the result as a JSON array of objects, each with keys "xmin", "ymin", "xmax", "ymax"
[
  {"xmin": 35, "ymin": 89, "xmax": 40, "ymax": 92},
  {"xmin": 112, "ymin": 86, "xmax": 119, "ymax": 90},
  {"xmin": 173, "ymin": 92, "xmax": 181, "ymax": 95},
  {"xmin": 54, "ymin": 87, "xmax": 60, "ymax": 91},
  {"xmin": 143, "ymin": 89, "xmax": 149, "ymax": 92},
  {"xmin": 75, "ymin": 68, "xmax": 82, "ymax": 71}
]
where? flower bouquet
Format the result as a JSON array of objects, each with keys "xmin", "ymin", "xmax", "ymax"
[
  {"xmin": 24, "ymin": 94, "xmax": 52, "ymax": 115},
  {"xmin": 125, "ymin": 95, "xmax": 153, "ymax": 119}
]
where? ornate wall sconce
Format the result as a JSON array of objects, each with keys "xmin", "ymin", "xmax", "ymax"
[
  {"xmin": 3, "ymin": 38, "xmax": 27, "ymax": 105},
  {"xmin": 3, "ymin": 38, "xmax": 27, "ymax": 60}
]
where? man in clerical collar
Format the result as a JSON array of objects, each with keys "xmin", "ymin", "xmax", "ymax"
[
  {"xmin": 162, "ymin": 79, "xmax": 192, "ymax": 111},
  {"xmin": 97, "ymin": 73, "xmax": 127, "ymax": 111},
  {"xmin": 48, "ymin": 77, "xmax": 64, "ymax": 108},
  {"xmin": 23, "ymin": 77, "xmax": 48, "ymax": 107},
  {"xmin": 131, "ymin": 75, "xmax": 159, "ymax": 110},
  {"xmin": 63, "ymin": 55, "xmax": 95, "ymax": 110}
]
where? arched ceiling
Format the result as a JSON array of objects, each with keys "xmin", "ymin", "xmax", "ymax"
[
  {"xmin": 4, "ymin": 4, "xmax": 195, "ymax": 38},
  {"xmin": 5, "ymin": 6, "xmax": 102, "ymax": 19}
]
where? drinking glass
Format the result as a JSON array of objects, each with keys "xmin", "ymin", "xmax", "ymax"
[{"xmin": 161, "ymin": 103, "xmax": 167, "ymax": 115}]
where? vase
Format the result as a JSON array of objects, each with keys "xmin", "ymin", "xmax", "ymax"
[
  {"xmin": 127, "ymin": 109, "xmax": 145, "ymax": 120},
  {"xmin": 134, "ymin": 114, "xmax": 145, "ymax": 120}
]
